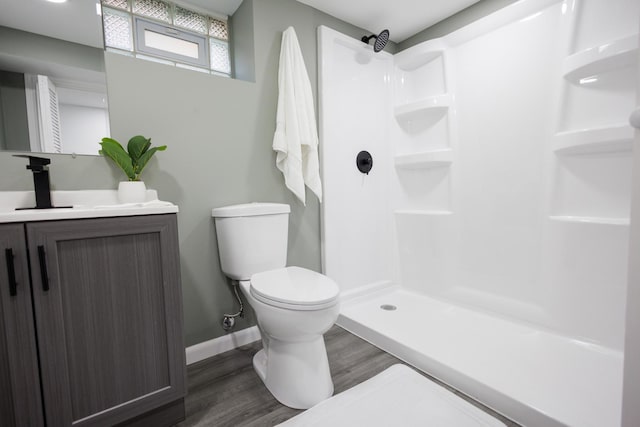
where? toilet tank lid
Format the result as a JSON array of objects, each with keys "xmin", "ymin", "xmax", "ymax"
[{"xmin": 212, "ymin": 202, "xmax": 291, "ymax": 218}]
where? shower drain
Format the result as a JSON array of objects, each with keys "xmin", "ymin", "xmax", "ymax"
[{"xmin": 380, "ymin": 304, "xmax": 397, "ymax": 311}]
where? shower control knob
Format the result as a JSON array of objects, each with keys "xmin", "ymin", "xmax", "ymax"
[{"xmin": 356, "ymin": 151, "xmax": 373, "ymax": 175}]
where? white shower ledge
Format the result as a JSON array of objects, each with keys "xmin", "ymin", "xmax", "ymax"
[
  {"xmin": 395, "ymin": 149, "xmax": 453, "ymax": 169},
  {"xmin": 549, "ymin": 215, "xmax": 629, "ymax": 226},
  {"xmin": 394, "ymin": 38, "xmax": 446, "ymax": 71},
  {"xmin": 554, "ymin": 125, "xmax": 633, "ymax": 154},
  {"xmin": 394, "ymin": 94, "xmax": 451, "ymax": 124},
  {"xmin": 563, "ymin": 34, "xmax": 638, "ymax": 83},
  {"xmin": 0, "ymin": 190, "xmax": 178, "ymax": 223}
]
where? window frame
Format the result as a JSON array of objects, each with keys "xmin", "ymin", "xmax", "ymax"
[{"xmin": 135, "ymin": 17, "xmax": 209, "ymax": 68}]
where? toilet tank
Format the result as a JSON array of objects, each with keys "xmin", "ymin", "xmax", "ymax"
[{"xmin": 212, "ymin": 203, "xmax": 290, "ymax": 280}]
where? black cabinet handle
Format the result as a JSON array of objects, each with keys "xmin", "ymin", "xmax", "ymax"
[
  {"xmin": 5, "ymin": 248, "xmax": 17, "ymax": 296},
  {"xmin": 37, "ymin": 245, "xmax": 49, "ymax": 292}
]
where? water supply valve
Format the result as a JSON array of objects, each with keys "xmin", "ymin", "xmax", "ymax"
[{"xmin": 222, "ymin": 316, "xmax": 235, "ymax": 331}]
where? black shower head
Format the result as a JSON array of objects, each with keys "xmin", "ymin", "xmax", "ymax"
[{"xmin": 361, "ymin": 29, "xmax": 390, "ymax": 53}]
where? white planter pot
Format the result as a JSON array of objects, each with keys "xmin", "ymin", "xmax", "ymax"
[{"xmin": 117, "ymin": 181, "xmax": 147, "ymax": 204}]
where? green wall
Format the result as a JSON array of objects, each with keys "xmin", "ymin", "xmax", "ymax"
[{"xmin": 105, "ymin": 0, "xmax": 383, "ymax": 346}]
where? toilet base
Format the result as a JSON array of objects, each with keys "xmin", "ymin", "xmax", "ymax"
[{"xmin": 252, "ymin": 335, "xmax": 334, "ymax": 409}]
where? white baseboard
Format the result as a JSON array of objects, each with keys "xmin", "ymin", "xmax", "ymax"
[{"xmin": 186, "ymin": 326, "xmax": 261, "ymax": 365}]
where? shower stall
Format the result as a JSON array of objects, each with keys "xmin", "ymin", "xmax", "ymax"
[{"xmin": 318, "ymin": 0, "xmax": 639, "ymax": 425}]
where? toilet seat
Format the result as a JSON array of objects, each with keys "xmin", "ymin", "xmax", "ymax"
[{"xmin": 250, "ymin": 266, "xmax": 340, "ymax": 311}]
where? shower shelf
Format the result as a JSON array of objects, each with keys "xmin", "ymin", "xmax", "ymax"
[
  {"xmin": 563, "ymin": 34, "xmax": 638, "ymax": 83},
  {"xmin": 394, "ymin": 39, "xmax": 446, "ymax": 71},
  {"xmin": 394, "ymin": 149, "xmax": 453, "ymax": 169},
  {"xmin": 549, "ymin": 215, "xmax": 629, "ymax": 226},
  {"xmin": 394, "ymin": 94, "xmax": 451, "ymax": 124},
  {"xmin": 553, "ymin": 125, "xmax": 633, "ymax": 154},
  {"xmin": 395, "ymin": 209, "xmax": 453, "ymax": 216}
]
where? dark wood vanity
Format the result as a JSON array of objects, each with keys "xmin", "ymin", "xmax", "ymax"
[{"xmin": 0, "ymin": 214, "xmax": 186, "ymax": 426}]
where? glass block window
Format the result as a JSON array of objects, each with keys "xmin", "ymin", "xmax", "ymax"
[
  {"xmin": 133, "ymin": 0, "xmax": 170, "ymax": 23},
  {"xmin": 101, "ymin": 0, "xmax": 231, "ymax": 77},
  {"xmin": 102, "ymin": 0, "xmax": 129, "ymax": 10},
  {"xmin": 210, "ymin": 39, "xmax": 230, "ymax": 75},
  {"xmin": 174, "ymin": 6, "xmax": 208, "ymax": 34},
  {"xmin": 103, "ymin": 8, "xmax": 133, "ymax": 51},
  {"xmin": 209, "ymin": 19, "xmax": 228, "ymax": 41}
]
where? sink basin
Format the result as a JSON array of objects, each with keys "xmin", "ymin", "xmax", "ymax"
[{"xmin": 0, "ymin": 190, "xmax": 178, "ymax": 223}]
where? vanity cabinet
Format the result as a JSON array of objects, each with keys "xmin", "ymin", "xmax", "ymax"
[{"xmin": 0, "ymin": 214, "xmax": 186, "ymax": 427}]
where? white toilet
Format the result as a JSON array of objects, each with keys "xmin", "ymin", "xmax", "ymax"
[{"xmin": 211, "ymin": 202, "xmax": 340, "ymax": 409}]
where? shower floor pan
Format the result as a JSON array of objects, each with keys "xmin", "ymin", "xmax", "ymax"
[{"xmin": 338, "ymin": 287, "xmax": 623, "ymax": 427}]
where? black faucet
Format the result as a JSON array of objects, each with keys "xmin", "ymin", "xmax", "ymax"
[{"xmin": 14, "ymin": 155, "xmax": 54, "ymax": 209}]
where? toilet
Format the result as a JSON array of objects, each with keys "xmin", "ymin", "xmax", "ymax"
[{"xmin": 211, "ymin": 202, "xmax": 340, "ymax": 409}]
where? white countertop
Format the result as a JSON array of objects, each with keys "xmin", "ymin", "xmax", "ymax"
[{"xmin": 0, "ymin": 190, "xmax": 178, "ymax": 223}]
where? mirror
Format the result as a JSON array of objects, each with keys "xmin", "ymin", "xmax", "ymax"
[{"xmin": 0, "ymin": 0, "xmax": 109, "ymax": 156}]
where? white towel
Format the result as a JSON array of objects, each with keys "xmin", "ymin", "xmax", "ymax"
[{"xmin": 273, "ymin": 26, "xmax": 323, "ymax": 206}]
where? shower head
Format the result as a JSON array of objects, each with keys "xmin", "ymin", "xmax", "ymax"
[{"xmin": 361, "ymin": 29, "xmax": 390, "ymax": 53}]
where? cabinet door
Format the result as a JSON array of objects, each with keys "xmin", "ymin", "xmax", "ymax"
[
  {"xmin": 26, "ymin": 215, "xmax": 186, "ymax": 426},
  {"xmin": 0, "ymin": 223, "xmax": 44, "ymax": 426}
]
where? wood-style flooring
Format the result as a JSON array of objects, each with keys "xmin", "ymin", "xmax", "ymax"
[{"xmin": 178, "ymin": 325, "xmax": 519, "ymax": 427}]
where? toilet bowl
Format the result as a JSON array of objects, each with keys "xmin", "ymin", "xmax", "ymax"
[
  {"xmin": 211, "ymin": 203, "xmax": 341, "ymax": 409},
  {"xmin": 240, "ymin": 267, "xmax": 340, "ymax": 409}
]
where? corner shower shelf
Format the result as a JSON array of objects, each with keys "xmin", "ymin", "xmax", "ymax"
[
  {"xmin": 553, "ymin": 125, "xmax": 633, "ymax": 154},
  {"xmin": 563, "ymin": 34, "xmax": 638, "ymax": 83},
  {"xmin": 549, "ymin": 215, "xmax": 629, "ymax": 226},
  {"xmin": 394, "ymin": 94, "xmax": 451, "ymax": 124},
  {"xmin": 395, "ymin": 149, "xmax": 453, "ymax": 169},
  {"xmin": 394, "ymin": 39, "xmax": 446, "ymax": 71},
  {"xmin": 395, "ymin": 209, "xmax": 453, "ymax": 216}
]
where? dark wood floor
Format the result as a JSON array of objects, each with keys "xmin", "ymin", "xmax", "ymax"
[{"xmin": 178, "ymin": 325, "xmax": 518, "ymax": 427}]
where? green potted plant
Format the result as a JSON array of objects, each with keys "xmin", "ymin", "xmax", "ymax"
[{"xmin": 99, "ymin": 135, "xmax": 166, "ymax": 203}]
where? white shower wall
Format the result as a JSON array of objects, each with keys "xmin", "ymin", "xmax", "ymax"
[
  {"xmin": 319, "ymin": 35, "xmax": 395, "ymax": 295},
  {"xmin": 320, "ymin": 0, "xmax": 638, "ymax": 350}
]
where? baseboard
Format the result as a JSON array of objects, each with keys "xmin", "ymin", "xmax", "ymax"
[{"xmin": 185, "ymin": 326, "xmax": 261, "ymax": 365}]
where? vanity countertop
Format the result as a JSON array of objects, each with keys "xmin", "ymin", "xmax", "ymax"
[{"xmin": 0, "ymin": 190, "xmax": 178, "ymax": 223}]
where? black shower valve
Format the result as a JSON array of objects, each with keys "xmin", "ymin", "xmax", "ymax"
[{"xmin": 356, "ymin": 151, "xmax": 373, "ymax": 175}]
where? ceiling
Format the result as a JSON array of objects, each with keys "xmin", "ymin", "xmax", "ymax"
[
  {"xmin": 186, "ymin": 0, "xmax": 484, "ymax": 42},
  {"xmin": 296, "ymin": 0, "xmax": 482, "ymax": 43},
  {"xmin": 191, "ymin": 0, "xmax": 484, "ymax": 42},
  {"xmin": 0, "ymin": 0, "xmax": 480, "ymax": 49}
]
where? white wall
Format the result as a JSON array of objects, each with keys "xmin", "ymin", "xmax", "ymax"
[
  {"xmin": 621, "ymin": 25, "xmax": 640, "ymax": 427},
  {"xmin": 59, "ymin": 104, "xmax": 109, "ymax": 155},
  {"xmin": 318, "ymin": 27, "xmax": 395, "ymax": 296},
  {"xmin": 321, "ymin": 0, "xmax": 638, "ymax": 350},
  {"xmin": 57, "ymin": 85, "xmax": 110, "ymax": 155}
]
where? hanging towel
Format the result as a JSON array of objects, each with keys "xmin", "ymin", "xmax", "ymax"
[{"xmin": 273, "ymin": 26, "xmax": 323, "ymax": 206}]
